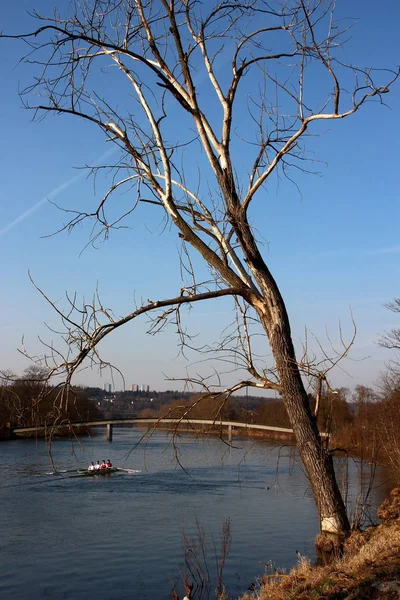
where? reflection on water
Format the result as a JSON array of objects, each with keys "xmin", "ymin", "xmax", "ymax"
[{"xmin": 0, "ymin": 429, "xmax": 393, "ymax": 600}]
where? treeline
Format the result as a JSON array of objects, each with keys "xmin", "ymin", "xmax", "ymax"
[
  {"xmin": 0, "ymin": 366, "xmax": 102, "ymax": 434},
  {"xmin": 77, "ymin": 386, "xmax": 271, "ymax": 419},
  {"xmin": 319, "ymin": 382, "xmax": 400, "ymax": 481},
  {"xmin": 133, "ymin": 392, "xmax": 271, "ymax": 421}
]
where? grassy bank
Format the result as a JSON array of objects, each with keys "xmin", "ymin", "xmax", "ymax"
[{"xmin": 240, "ymin": 519, "xmax": 400, "ymax": 600}]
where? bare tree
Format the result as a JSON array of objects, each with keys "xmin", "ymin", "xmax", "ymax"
[
  {"xmin": 3, "ymin": 0, "xmax": 399, "ymax": 541},
  {"xmin": 379, "ymin": 298, "xmax": 400, "ymax": 379}
]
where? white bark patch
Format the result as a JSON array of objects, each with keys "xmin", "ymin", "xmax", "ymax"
[
  {"xmin": 321, "ymin": 516, "xmax": 341, "ymax": 534},
  {"xmin": 219, "ymin": 154, "xmax": 228, "ymax": 169}
]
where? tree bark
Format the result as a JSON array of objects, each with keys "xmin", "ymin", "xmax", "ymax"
[
  {"xmin": 229, "ymin": 208, "xmax": 350, "ymax": 538},
  {"xmin": 258, "ymin": 307, "xmax": 350, "ymax": 539}
]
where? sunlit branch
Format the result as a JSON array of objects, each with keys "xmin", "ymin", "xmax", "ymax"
[{"xmin": 241, "ymin": 79, "xmax": 398, "ymax": 213}]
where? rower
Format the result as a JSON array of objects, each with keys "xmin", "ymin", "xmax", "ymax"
[
  {"xmin": 95, "ymin": 461, "xmax": 101, "ymax": 470},
  {"xmin": 88, "ymin": 462, "xmax": 95, "ymax": 471},
  {"xmin": 106, "ymin": 459, "xmax": 112, "ymax": 468},
  {"xmin": 101, "ymin": 460, "xmax": 107, "ymax": 469}
]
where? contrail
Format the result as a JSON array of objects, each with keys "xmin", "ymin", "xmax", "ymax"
[
  {"xmin": 0, "ymin": 146, "xmax": 117, "ymax": 238},
  {"xmin": 1, "ymin": 46, "xmax": 233, "ymax": 242}
]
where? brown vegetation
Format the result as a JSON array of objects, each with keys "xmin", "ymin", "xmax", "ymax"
[
  {"xmin": 240, "ymin": 516, "xmax": 400, "ymax": 600},
  {"xmin": 0, "ymin": 366, "xmax": 101, "ymax": 435},
  {"xmin": 377, "ymin": 488, "xmax": 400, "ymax": 522}
]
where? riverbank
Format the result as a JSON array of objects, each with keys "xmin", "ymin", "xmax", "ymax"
[
  {"xmin": 11, "ymin": 425, "xmax": 93, "ymax": 439},
  {"xmin": 240, "ymin": 518, "xmax": 400, "ymax": 600}
]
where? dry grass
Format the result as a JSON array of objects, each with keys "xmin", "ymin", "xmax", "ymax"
[{"xmin": 241, "ymin": 519, "xmax": 400, "ymax": 600}]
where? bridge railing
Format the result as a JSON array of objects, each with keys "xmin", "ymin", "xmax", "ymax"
[{"xmin": 12, "ymin": 417, "xmax": 328, "ymax": 441}]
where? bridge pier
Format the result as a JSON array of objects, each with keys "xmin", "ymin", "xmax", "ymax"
[
  {"xmin": 1, "ymin": 422, "xmax": 16, "ymax": 440},
  {"xmin": 106, "ymin": 423, "xmax": 113, "ymax": 442},
  {"xmin": 228, "ymin": 424, "xmax": 232, "ymax": 443}
]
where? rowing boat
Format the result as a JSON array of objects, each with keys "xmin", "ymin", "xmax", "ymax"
[
  {"xmin": 77, "ymin": 467, "xmax": 119, "ymax": 476},
  {"xmin": 76, "ymin": 467, "xmax": 141, "ymax": 477}
]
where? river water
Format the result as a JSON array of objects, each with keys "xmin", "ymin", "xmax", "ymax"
[{"xmin": 0, "ymin": 429, "xmax": 392, "ymax": 600}]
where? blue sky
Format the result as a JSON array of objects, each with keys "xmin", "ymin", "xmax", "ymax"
[{"xmin": 0, "ymin": 1, "xmax": 399, "ymax": 393}]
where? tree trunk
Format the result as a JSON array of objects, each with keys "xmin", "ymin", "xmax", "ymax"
[
  {"xmin": 231, "ymin": 209, "xmax": 350, "ymax": 540},
  {"xmin": 259, "ymin": 309, "xmax": 350, "ymax": 540}
]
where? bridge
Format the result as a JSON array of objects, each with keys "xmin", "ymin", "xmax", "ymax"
[{"xmin": 12, "ymin": 418, "xmax": 328, "ymax": 442}]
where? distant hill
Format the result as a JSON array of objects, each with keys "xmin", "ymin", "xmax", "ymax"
[{"xmin": 79, "ymin": 386, "xmax": 277, "ymax": 420}]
